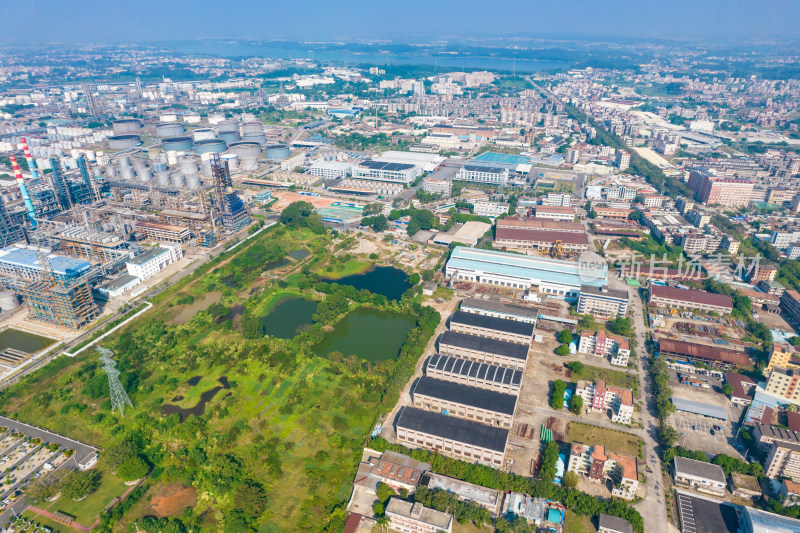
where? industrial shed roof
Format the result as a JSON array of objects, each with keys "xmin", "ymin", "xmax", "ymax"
[
  {"xmin": 439, "ymin": 331, "xmax": 529, "ymax": 361},
  {"xmin": 395, "ymin": 407, "xmax": 509, "ymax": 452},
  {"xmin": 413, "ymin": 377, "xmax": 517, "ymax": 415},
  {"xmin": 671, "ymin": 397, "xmax": 729, "ymax": 420}
]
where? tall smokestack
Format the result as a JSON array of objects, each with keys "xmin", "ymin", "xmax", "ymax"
[
  {"xmin": 9, "ymin": 155, "xmax": 37, "ymax": 228},
  {"xmin": 20, "ymin": 137, "xmax": 40, "ymax": 182}
]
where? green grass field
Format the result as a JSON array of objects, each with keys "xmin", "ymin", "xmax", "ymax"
[
  {"xmin": 567, "ymin": 422, "xmax": 643, "ymax": 458},
  {"xmin": 318, "ymin": 259, "xmax": 372, "ymax": 279},
  {"xmin": 0, "ymin": 225, "xmax": 434, "ymax": 533},
  {"xmin": 565, "ymin": 509, "xmax": 595, "ymax": 533},
  {"xmin": 570, "ymin": 364, "xmax": 638, "ymax": 393},
  {"xmin": 41, "ymin": 465, "xmax": 129, "ymax": 526},
  {"xmin": 21, "ymin": 510, "xmax": 76, "ymax": 533}
]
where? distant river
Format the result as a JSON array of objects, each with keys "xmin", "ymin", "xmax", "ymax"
[{"xmin": 161, "ymin": 41, "xmax": 569, "ymax": 72}]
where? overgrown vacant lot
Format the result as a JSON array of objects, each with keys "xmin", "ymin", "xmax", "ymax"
[
  {"xmin": 567, "ymin": 422, "xmax": 643, "ymax": 458},
  {"xmin": 0, "ymin": 224, "xmax": 439, "ymax": 533}
]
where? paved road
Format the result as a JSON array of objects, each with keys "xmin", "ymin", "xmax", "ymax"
[{"xmin": 609, "ymin": 274, "xmax": 669, "ymax": 533}]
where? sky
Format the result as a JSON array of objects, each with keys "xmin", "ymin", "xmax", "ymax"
[{"xmin": 1, "ymin": 0, "xmax": 798, "ymax": 45}]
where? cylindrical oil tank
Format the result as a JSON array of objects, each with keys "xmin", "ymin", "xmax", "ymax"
[
  {"xmin": 221, "ymin": 153, "xmax": 239, "ymax": 171},
  {"xmin": 0, "ymin": 290, "xmax": 19, "ymax": 312},
  {"xmin": 108, "ymin": 134, "xmax": 141, "ymax": 150},
  {"xmin": 265, "ymin": 144, "xmax": 291, "ymax": 161},
  {"xmin": 192, "ymin": 128, "xmax": 216, "ymax": 142},
  {"xmin": 242, "ymin": 131, "xmax": 266, "ymax": 145},
  {"xmin": 112, "ymin": 118, "xmax": 142, "ymax": 135},
  {"xmin": 218, "ymin": 130, "xmax": 240, "ymax": 145},
  {"xmin": 137, "ymin": 166, "xmax": 152, "ymax": 182},
  {"xmin": 218, "ymin": 120, "xmax": 238, "ymax": 133},
  {"xmin": 179, "ymin": 156, "xmax": 199, "ymax": 175},
  {"xmin": 119, "ymin": 166, "xmax": 136, "ymax": 181},
  {"xmin": 160, "ymin": 112, "xmax": 178, "ymax": 123},
  {"xmin": 240, "ymin": 121, "xmax": 263, "ymax": 135},
  {"xmin": 155, "ymin": 171, "xmax": 171, "ymax": 187},
  {"xmin": 170, "ymin": 172, "xmax": 186, "ymax": 188},
  {"xmin": 228, "ymin": 141, "xmax": 261, "ymax": 171},
  {"xmin": 186, "ymin": 173, "xmax": 201, "ymax": 189},
  {"xmin": 183, "ymin": 113, "xmax": 201, "ymax": 124},
  {"xmin": 162, "ymin": 136, "xmax": 193, "ymax": 152},
  {"xmin": 156, "ymin": 122, "xmax": 186, "ymax": 137},
  {"xmin": 194, "ymin": 138, "xmax": 227, "ymax": 155}
]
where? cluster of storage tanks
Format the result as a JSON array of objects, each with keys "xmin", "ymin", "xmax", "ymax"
[{"xmin": 107, "ymin": 155, "xmax": 202, "ymax": 190}]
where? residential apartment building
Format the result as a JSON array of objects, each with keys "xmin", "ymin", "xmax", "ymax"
[
  {"xmin": 753, "ymin": 423, "xmax": 800, "ymax": 450},
  {"xmin": 459, "ymin": 298, "xmax": 538, "ymax": 325},
  {"xmin": 577, "ymin": 330, "xmax": 631, "ymax": 367},
  {"xmin": 781, "ymin": 290, "xmax": 800, "ymax": 325},
  {"xmin": 412, "ymin": 377, "xmax": 517, "ymax": 428},
  {"xmin": 449, "ymin": 311, "xmax": 534, "ymax": 345},
  {"xmin": 541, "ymin": 193, "xmax": 572, "ymax": 207},
  {"xmin": 425, "ymin": 354, "xmax": 522, "ymax": 396},
  {"xmin": 385, "ymin": 498, "xmax": 453, "ymax": 533},
  {"xmin": 765, "ymin": 367, "xmax": 800, "ymax": 405},
  {"xmin": 438, "ymin": 331, "xmax": 528, "ymax": 371},
  {"xmin": 395, "ymin": 407, "xmax": 508, "ymax": 467},
  {"xmin": 615, "ymin": 151, "xmax": 631, "ymax": 171},
  {"xmin": 577, "ymin": 286, "xmax": 630, "ymax": 319},
  {"xmin": 125, "ymin": 244, "xmax": 183, "ymax": 281},
  {"xmin": 648, "ymin": 285, "xmax": 733, "ymax": 315},
  {"xmin": 642, "ymin": 195, "xmax": 665, "ymax": 208},
  {"xmin": 473, "ymin": 201, "xmax": 510, "ymax": 218},
  {"xmin": 720, "ymin": 234, "xmax": 740, "ymax": 254},
  {"xmin": 672, "ymin": 456, "xmax": 727, "ymax": 495},
  {"xmin": 567, "ymin": 443, "xmax": 638, "ymax": 500},
  {"xmin": 455, "ymin": 165, "xmax": 509, "ymax": 186},
  {"xmin": 765, "ymin": 442, "xmax": 800, "ymax": 482},
  {"xmin": 575, "ymin": 380, "xmax": 634, "ymax": 424},
  {"xmin": 687, "ymin": 167, "xmax": 754, "ymax": 207},
  {"xmin": 767, "ymin": 343, "xmax": 800, "ymax": 372},
  {"xmin": 593, "ymin": 207, "xmax": 633, "ymax": 221},
  {"xmin": 685, "ymin": 210, "xmax": 711, "ymax": 228},
  {"xmin": 422, "ymin": 178, "xmax": 452, "ymax": 197}
]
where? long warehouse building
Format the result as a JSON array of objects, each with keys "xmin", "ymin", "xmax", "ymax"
[
  {"xmin": 438, "ymin": 331, "xmax": 529, "ymax": 370},
  {"xmin": 412, "ymin": 377, "xmax": 517, "ymax": 428},
  {"xmin": 426, "ymin": 354, "xmax": 523, "ymax": 395},
  {"xmin": 445, "ymin": 246, "xmax": 606, "ymax": 298},
  {"xmin": 395, "ymin": 407, "xmax": 509, "ymax": 467},
  {"xmin": 449, "ymin": 311, "xmax": 534, "ymax": 345}
]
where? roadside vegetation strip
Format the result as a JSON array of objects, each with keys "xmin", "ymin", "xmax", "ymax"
[{"xmin": 65, "ymin": 301, "xmax": 151, "ymax": 356}]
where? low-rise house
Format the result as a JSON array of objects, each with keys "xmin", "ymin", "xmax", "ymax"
[
  {"xmin": 673, "ymin": 456, "xmax": 726, "ymax": 495},
  {"xmin": 575, "ymin": 380, "xmax": 634, "ymax": 424},
  {"xmin": 567, "ymin": 443, "xmax": 638, "ymax": 500},
  {"xmin": 598, "ymin": 513, "xmax": 634, "ymax": 533},
  {"xmin": 352, "ymin": 450, "xmax": 430, "ymax": 495},
  {"xmin": 728, "ymin": 471, "xmax": 762, "ymax": 500},
  {"xmin": 577, "ymin": 330, "xmax": 631, "ymax": 367},
  {"xmin": 385, "ymin": 497, "xmax": 453, "ymax": 533},
  {"xmin": 725, "ymin": 372, "xmax": 757, "ymax": 406},
  {"xmin": 778, "ymin": 479, "xmax": 800, "ymax": 507},
  {"xmin": 424, "ymin": 473, "xmax": 500, "ymax": 513}
]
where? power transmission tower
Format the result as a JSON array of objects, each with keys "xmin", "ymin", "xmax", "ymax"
[{"xmin": 97, "ymin": 347, "xmax": 133, "ymax": 416}]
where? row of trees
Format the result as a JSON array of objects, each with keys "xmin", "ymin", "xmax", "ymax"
[{"xmin": 661, "ymin": 446, "xmax": 763, "ymax": 478}]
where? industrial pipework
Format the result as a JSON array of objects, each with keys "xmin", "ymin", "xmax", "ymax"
[{"xmin": 9, "ymin": 155, "xmax": 37, "ymax": 228}]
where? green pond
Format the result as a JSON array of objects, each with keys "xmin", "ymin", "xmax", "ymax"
[
  {"xmin": 322, "ymin": 266, "xmax": 411, "ymax": 301},
  {"xmin": 260, "ymin": 296, "xmax": 318, "ymax": 339},
  {"xmin": 314, "ymin": 307, "xmax": 416, "ymax": 362},
  {"xmin": 0, "ymin": 328, "xmax": 56, "ymax": 354}
]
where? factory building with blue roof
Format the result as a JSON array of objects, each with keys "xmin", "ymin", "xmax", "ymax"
[
  {"xmin": 0, "ymin": 246, "xmax": 92, "ymax": 281},
  {"xmin": 445, "ymin": 247, "xmax": 606, "ymax": 299}
]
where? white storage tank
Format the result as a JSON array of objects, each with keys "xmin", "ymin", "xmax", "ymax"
[{"xmin": 0, "ymin": 290, "xmax": 20, "ymax": 311}]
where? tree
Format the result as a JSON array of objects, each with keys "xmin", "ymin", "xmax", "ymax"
[
  {"xmin": 362, "ymin": 215, "xmax": 389, "ymax": 232},
  {"xmin": 608, "ymin": 317, "xmax": 633, "ymax": 337},
  {"xmin": 61, "ymin": 469, "xmax": 102, "ymax": 500},
  {"xmin": 25, "ymin": 470, "xmax": 69, "ymax": 504},
  {"xmin": 224, "ymin": 509, "xmax": 255, "ymax": 533},
  {"xmin": 578, "ymin": 315, "xmax": 597, "ymax": 331},
  {"xmin": 557, "ymin": 329, "xmax": 573, "ymax": 344},
  {"xmin": 376, "ymin": 482, "xmax": 396, "ymax": 504},
  {"xmin": 240, "ymin": 315, "xmax": 264, "ymax": 339},
  {"xmin": 408, "ymin": 273, "xmax": 421, "ymax": 285},
  {"xmin": 657, "ymin": 425, "xmax": 680, "ymax": 448},
  {"xmin": 279, "ymin": 201, "xmax": 314, "ymax": 227},
  {"xmin": 551, "ymin": 380, "xmax": 567, "ymax": 409},
  {"xmin": 234, "ymin": 482, "xmax": 268, "ymax": 517},
  {"xmin": 117, "ymin": 456, "xmax": 149, "ymax": 481},
  {"xmin": 566, "ymin": 361, "xmax": 584, "ymax": 374},
  {"xmin": 722, "ymin": 384, "xmax": 734, "ymax": 396},
  {"xmin": 562, "ymin": 471, "xmax": 579, "ymax": 489},
  {"xmin": 789, "ymin": 336, "xmax": 800, "ymax": 346},
  {"xmin": 555, "ymin": 344, "xmax": 570, "ymax": 356},
  {"xmin": 407, "ymin": 219, "xmax": 421, "ymax": 236},
  {"xmin": 539, "ymin": 441, "xmax": 560, "ymax": 482},
  {"xmin": 569, "ymin": 395, "xmax": 583, "ymax": 415}
]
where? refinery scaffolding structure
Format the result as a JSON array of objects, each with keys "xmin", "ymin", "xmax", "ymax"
[
  {"xmin": 19, "ymin": 252, "xmax": 98, "ymax": 330},
  {"xmin": 210, "ymin": 154, "xmax": 251, "ymax": 233}
]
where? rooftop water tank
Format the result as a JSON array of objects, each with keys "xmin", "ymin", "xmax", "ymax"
[
  {"xmin": 108, "ymin": 134, "xmax": 141, "ymax": 150},
  {"xmin": 194, "ymin": 138, "xmax": 227, "ymax": 155},
  {"xmin": 162, "ymin": 136, "xmax": 194, "ymax": 152},
  {"xmin": 156, "ymin": 122, "xmax": 186, "ymax": 137},
  {"xmin": 112, "ymin": 118, "xmax": 142, "ymax": 135},
  {"xmin": 265, "ymin": 144, "xmax": 291, "ymax": 161}
]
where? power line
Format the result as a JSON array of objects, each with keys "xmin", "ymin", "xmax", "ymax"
[{"xmin": 97, "ymin": 346, "xmax": 133, "ymax": 416}]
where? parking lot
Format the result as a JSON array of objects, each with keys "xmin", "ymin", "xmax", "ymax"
[{"xmin": 667, "ymin": 407, "xmax": 745, "ymax": 459}]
